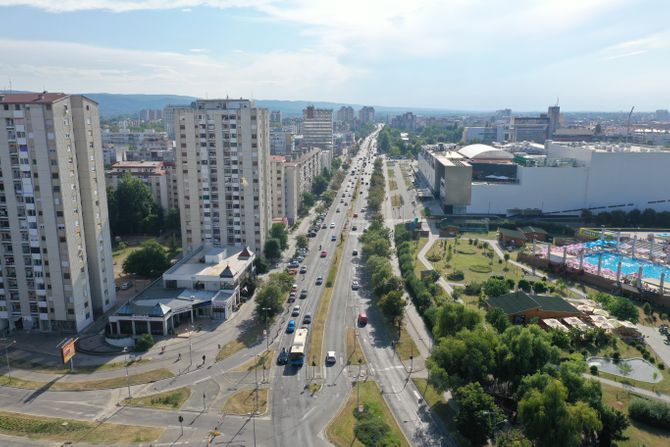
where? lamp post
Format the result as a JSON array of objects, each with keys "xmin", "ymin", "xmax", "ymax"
[
  {"xmin": 261, "ymin": 307, "xmax": 271, "ymax": 352},
  {"xmin": 189, "ymin": 324, "xmax": 193, "ymax": 366},
  {"xmin": 122, "ymin": 347, "xmax": 131, "ymax": 399},
  {"xmin": 1, "ymin": 339, "xmax": 16, "ymax": 384}
]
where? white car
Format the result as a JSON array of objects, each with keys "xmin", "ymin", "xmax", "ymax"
[
  {"xmin": 352, "ymin": 280, "xmax": 360, "ymax": 290},
  {"xmin": 330, "ymin": 222, "xmax": 335, "ymax": 228},
  {"xmin": 291, "ymin": 305, "xmax": 301, "ymax": 317},
  {"xmin": 326, "ymin": 350, "xmax": 337, "ymax": 365}
]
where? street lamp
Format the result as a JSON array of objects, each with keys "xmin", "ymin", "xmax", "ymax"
[
  {"xmin": 122, "ymin": 347, "xmax": 131, "ymax": 400},
  {"xmin": 189, "ymin": 324, "xmax": 193, "ymax": 366},
  {"xmin": 261, "ymin": 307, "xmax": 271, "ymax": 352},
  {"xmin": 1, "ymin": 339, "xmax": 16, "ymax": 384}
]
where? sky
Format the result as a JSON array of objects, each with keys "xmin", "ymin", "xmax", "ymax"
[{"xmin": 0, "ymin": 0, "xmax": 669, "ymax": 111}]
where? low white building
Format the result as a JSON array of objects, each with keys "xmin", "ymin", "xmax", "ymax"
[{"xmin": 106, "ymin": 160, "xmax": 173, "ymax": 210}]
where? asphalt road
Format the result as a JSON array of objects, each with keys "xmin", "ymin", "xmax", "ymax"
[{"xmin": 270, "ymin": 128, "xmax": 381, "ymax": 447}]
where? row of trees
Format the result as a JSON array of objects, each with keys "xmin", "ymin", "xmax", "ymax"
[
  {"xmin": 377, "ymin": 124, "xmax": 464, "ymax": 159},
  {"xmin": 254, "ymin": 271, "xmax": 294, "ymax": 321},
  {"xmin": 263, "ymin": 223, "xmax": 289, "ymax": 261},
  {"xmin": 582, "ymin": 207, "xmax": 670, "ymax": 228},
  {"xmin": 107, "ymin": 174, "xmax": 180, "ymax": 237},
  {"xmin": 367, "ymin": 158, "xmax": 386, "ymax": 213}
]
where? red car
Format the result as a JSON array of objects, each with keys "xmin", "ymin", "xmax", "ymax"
[{"xmin": 320, "ymin": 250, "xmax": 328, "ymax": 257}]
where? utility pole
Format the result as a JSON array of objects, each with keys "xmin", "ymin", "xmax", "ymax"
[
  {"xmin": 123, "ymin": 347, "xmax": 131, "ymax": 399},
  {"xmin": 1, "ymin": 339, "xmax": 16, "ymax": 384},
  {"xmin": 189, "ymin": 324, "xmax": 193, "ymax": 367},
  {"xmin": 262, "ymin": 307, "xmax": 271, "ymax": 352}
]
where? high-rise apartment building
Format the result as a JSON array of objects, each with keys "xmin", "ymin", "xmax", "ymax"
[
  {"xmin": 336, "ymin": 106, "xmax": 354, "ymax": 123},
  {"xmin": 358, "ymin": 106, "xmax": 375, "ymax": 124},
  {"xmin": 0, "ymin": 93, "xmax": 115, "ymax": 333},
  {"xmin": 302, "ymin": 106, "xmax": 333, "ymax": 151},
  {"xmin": 174, "ymin": 99, "xmax": 271, "ymax": 253},
  {"xmin": 270, "ymin": 110, "xmax": 282, "ymax": 127}
]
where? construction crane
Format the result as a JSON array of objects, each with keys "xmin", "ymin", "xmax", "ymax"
[{"xmin": 626, "ymin": 106, "xmax": 635, "ymax": 144}]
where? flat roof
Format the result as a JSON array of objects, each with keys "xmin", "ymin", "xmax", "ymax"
[
  {"xmin": 0, "ymin": 92, "xmax": 68, "ymax": 104},
  {"xmin": 164, "ymin": 245, "xmax": 253, "ymax": 281}
]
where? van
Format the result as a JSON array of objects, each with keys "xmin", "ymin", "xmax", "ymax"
[
  {"xmin": 287, "ymin": 320, "xmax": 296, "ymax": 333},
  {"xmin": 357, "ymin": 312, "xmax": 368, "ymax": 326}
]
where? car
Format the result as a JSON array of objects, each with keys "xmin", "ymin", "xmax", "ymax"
[
  {"xmin": 303, "ymin": 313, "xmax": 312, "ymax": 325},
  {"xmin": 344, "ymin": 202, "xmax": 348, "ymax": 206},
  {"xmin": 330, "ymin": 222, "xmax": 335, "ymax": 228},
  {"xmin": 308, "ymin": 231, "xmax": 317, "ymax": 238},
  {"xmin": 277, "ymin": 348, "xmax": 289, "ymax": 365},
  {"xmin": 287, "ymin": 320, "xmax": 296, "ymax": 333},
  {"xmin": 352, "ymin": 225, "xmax": 357, "ymax": 231},
  {"xmin": 316, "ymin": 276, "xmax": 323, "ymax": 285},
  {"xmin": 352, "ymin": 280, "xmax": 360, "ymax": 290},
  {"xmin": 326, "ymin": 350, "xmax": 337, "ymax": 365},
  {"xmin": 359, "ymin": 191, "xmax": 363, "ymax": 195},
  {"xmin": 291, "ymin": 283, "xmax": 298, "ymax": 292},
  {"xmin": 320, "ymin": 250, "xmax": 328, "ymax": 257},
  {"xmin": 120, "ymin": 282, "xmax": 132, "ymax": 290},
  {"xmin": 331, "ymin": 234, "xmax": 337, "ymax": 241},
  {"xmin": 289, "ymin": 260, "xmax": 300, "ymax": 268},
  {"xmin": 353, "ymin": 213, "xmax": 358, "ymax": 218},
  {"xmin": 288, "ymin": 292, "xmax": 296, "ymax": 302},
  {"xmin": 291, "ymin": 306, "xmax": 301, "ymax": 317},
  {"xmin": 300, "ymin": 289, "xmax": 308, "ymax": 299},
  {"xmin": 352, "ymin": 249, "xmax": 358, "ymax": 256},
  {"xmin": 295, "ymin": 255, "xmax": 305, "ymax": 262},
  {"xmin": 300, "ymin": 266, "xmax": 307, "ymax": 274},
  {"xmin": 340, "ymin": 199, "xmax": 344, "ymax": 203},
  {"xmin": 336, "ymin": 208, "xmax": 341, "ymax": 213},
  {"xmin": 322, "ymin": 224, "xmax": 327, "ymax": 229},
  {"xmin": 358, "ymin": 312, "xmax": 368, "ymax": 326}
]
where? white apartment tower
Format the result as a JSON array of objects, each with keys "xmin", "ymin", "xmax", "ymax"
[
  {"xmin": 0, "ymin": 93, "xmax": 116, "ymax": 333},
  {"xmin": 174, "ymin": 99, "xmax": 271, "ymax": 253},
  {"xmin": 302, "ymin": 106, "xmax": 333, "ymax": 151}
]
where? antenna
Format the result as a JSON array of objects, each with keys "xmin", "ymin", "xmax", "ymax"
[
  {"xmin": 555, "ymin": 97, "xmax": 559, "ymax": 107},
  {"xmin": 8, "ymin": 77, "xmax": 12, "ymax": 93},
  {"xmin": 626, "ymin": 106, "xmax": 635, "ymax": 144}
]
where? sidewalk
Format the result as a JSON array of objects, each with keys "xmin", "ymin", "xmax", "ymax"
[{"xmin": 587, "ymin": 374, "xmax": 670, "ymax": 403}]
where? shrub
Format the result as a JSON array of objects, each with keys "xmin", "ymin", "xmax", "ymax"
[
  {"xmin": 628, "ymin": 399, "xmax": 670, "ymax": 428},
  {"xmin": 447, "ymin": 270, "xmax": 465, "ymax": 281},
  {"xmin": 612, "ymin": 351, "xmax": 621, "ymax": 363},
  {"xmin": 134, "ymin": 333, "xmax": 154, "ymax": 352},
  {"xmin": 532, "ymin": 281, "xmax": 548, "ymax": 293},
  {"xmin": 464, "ymin": 281, "xmax": 482, "ymax": 296},
  {"xmin": 590, "ymin": 365, "xmax": 598, "ymax": 375},
  {"xmin": 649, "ymin": 356, "xmax": 656, "ymax": 364},
  {"xmin": 659, "ymin": 363, "xmax": 665, "ymax": 370},
  {"xmin": 518, "ymin": 279, "xmax": 532, "ymax": 292},
  {"xmin": 469, "ymin": 264, "xmax": 492, "ymax": 274},
  {"xmin": 661, "ymin": 312, "xmax": 668, "ymax": 321}
]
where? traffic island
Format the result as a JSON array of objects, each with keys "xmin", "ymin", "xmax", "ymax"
[
  {"xmin": 222, "ymin": 388, "xmax": 269, "ymax": 416},
  {"xmin": 124, "ymin": 386, "xmax": 191, "ymax": 410},
  {"xmin": 326, "ymin": 380, "xmax": 409, "ymax": 447},
  {"xmin": 0, "ymin": 368, "xmax": 173, "ymax": 391},
  {"xmin": 0, "ymin": 410, "xmax": 162, "ymax": 444}
]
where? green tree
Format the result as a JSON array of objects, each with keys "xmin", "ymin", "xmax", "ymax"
[
  {"xmin": 433, "ymin": 302, "xmax": 482, "ymax": 338},
  {"xmin": 312, "ymin": 175, "xmax": 329, "ymax": 196},
  {"xmin": 254, "ymin": 283, "xmax": 283, "ymax": 320},
  {"xmin": 597, "ymin": 405, "xmax": 629, "ymax": 447},
  {"xmin": 296, "ymin": 235, "xmax": 309, "ymax": 250},
  {"xmin": 518, "ymin": 379, "xmax": 601, "ymax": 447},
  {"xmin": 496, "ymin": 429, "xmax": 532, "ymax": 447},
  {"xmin": 109, "ymin": 173, "xmax": 157, "ymax": 236},
  {"xmin": 301, "ymin": 191, "xmax": 315, "ymax": 209},
  {"xmin": 454, "ymin": 382, "xmax": 505, "ymax": 446},
  {"xmin": 263, "ymin": 238, "xmax": 282, "ymax": 261},
  {"xmin": 269, "ymin": 223, "xmax": 288, "ymax": 250},
  {"xmin": 496, "ymin": 325, "xmax": 561, "ymax": 388},
  {"xmin": 486, "ymin": 307, "xmax": 510, "ymax": 333},
  {"xmin": 378, "ymin": 290, "xmax": 406, "ymax": 324},
  {"xmin": 483, "ymin": 277, "xmax": 511, "ymax": 297},
  {"xmin": 165, "ymin": 207, "xmax": 181, "ymax": 233},
  {"xmin": 122, "ymin": 240, "xmax": 170, "ymax": 278},
  {"xmin": 643, "ymin": 302, "xmax": 652, "ymax": 317},
  {"xmin": 331, "ymin": 157, "xmax": 342, "ymax": 171}
]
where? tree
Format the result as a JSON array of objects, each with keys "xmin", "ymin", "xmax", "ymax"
[
  {"xmin": 486, "ymin": 307, "xmax": 510, "ymax": 333},
  {"xmin": 496, "ymin": 325, "xmax": 561, "ymax": 388},
  {"xmin": 643, "ymin": 302, "xmax": 652, "ymax": 317},
  {"xmin": 108, "ymin": 174, "xmax": 157, "ymax": 236},
  {"xmin": 254, "ymin": 284, "xmax": 283, "ymax": 320},
  {"xmin": 433, "ymin": 302, "xmax": 482, "ymax": 338},
  {"xmin": 264, "ymin": 238, "xmax": 282, "ymax": 261},
  {"xmin": 312, "ymin": 175, "xmax": 329, "ymax": 196},
  {"xmin": 597, "ymin": 405, "xmax": 629, "ymax": 447},
  {"xmin": 269, "ymin": 223, "xmax": 288, "ymax": 250},
  {"xmin": 378, "ymin": 290, "xmax": 406, "ymax": 324},
  {"xmin": 454, "ymin": 382, "xmax": 505, "ymax": 446},
  {"xmin": 122, "ymin": 240, "xmax": 171, "ymax": 278},
  {"xmin": 483, "ymin": 277, "xmax": 511, "ymax": 297},
  {"xmin": 331, "ymin": 157, "xmax": 342, "ymax": 171},
  {"xmin": 301, "ymin": 191, "xmax": 315, "ymax": 209},
  {"xmin": 496, "ymin": 429, "xmax": 532, "ymax": 447},
  {"xmin": 518, "ymin": 379, "xmax": 602, "ymax": 447},
  {"xmin": 296, "ymin": 235, "xmax": 309, "ymax": 250},
  {"xmin": 165, "ymin": 207, "xmax": 181, "ymax": 233},
  {"xmin": 594, "ymin": 123, "xmax": 602, "ymax": 135}
]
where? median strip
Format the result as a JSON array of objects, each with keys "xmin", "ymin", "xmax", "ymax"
[{"xmin": 0, "ymin": 368, "xmax": 173, "ymax": 391}]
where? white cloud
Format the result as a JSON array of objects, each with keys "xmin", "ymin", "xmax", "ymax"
[
  {"xmin": 598, "ymin": 31, "xmax": 670, "ymax": 61},
  {"xmin": 0, "ymin": 1, "xmax": 270, "ymax": 13},
  {"xmin": 0, "ymin": 38, "xmax": 360, "ymax": 99},
  {"xmin": 188, "ymin": 48, "xmax": 208, "ymax": 53}
]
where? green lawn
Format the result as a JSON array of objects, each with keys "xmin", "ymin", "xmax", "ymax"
[
  {"xmin": 601, "ymin": 384, "xmax": 670, "ymax": 447},
  {"xmin": 0, "ymin": 368, "xmax": 174, "ymax": 391},
  {"xmin": 125, "ymin": 387, "xmax": 191, "ymax": 410},
  {"xmin": 425, "ymin": 238, "xmax": 524, "ymax": 285}
]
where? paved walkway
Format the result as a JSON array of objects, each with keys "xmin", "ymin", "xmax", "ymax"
[{"xmin": 586, "ymin": 374, "xmax": 670, "ymax": 403}]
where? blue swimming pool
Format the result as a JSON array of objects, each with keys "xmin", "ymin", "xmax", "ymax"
[{"xmin": 583, "ymin": 251, "xmax": 670, "ymax": 280}]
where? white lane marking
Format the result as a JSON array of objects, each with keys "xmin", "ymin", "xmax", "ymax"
[
  {"xmin": 413, "ymin": 391, "xmax": 422, "ymax": 401},
  {"xmin": 378, "ymin": 365, "xmax": 405, "ymax": 372},
  {"xmin": 368, "ymin": 364, "xmax": 375, "ymax": 375},
  {"xmin": 301, "ymin": 406, "xmax": 316, "ymax": 421}
]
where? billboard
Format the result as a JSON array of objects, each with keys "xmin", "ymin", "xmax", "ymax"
[{"xmin": 61, "ymin": 338, "xmax": 76, "ymax": 364}]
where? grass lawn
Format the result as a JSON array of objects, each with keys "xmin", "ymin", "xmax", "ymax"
[
  {"xmin": 124, "ymin": 386, "xmax": 191, "ymax": 410},
  {"xmin": 411, "ymin": 237, "xmax": 429, "ymax": 278},
  {"xmin": 391, "ymin": 194, "xmax": 403, "ymax": 208},
  {"xmin": 326, "ymin": 380, "xmax": 409, "ymax": 447},
  {"xmin": 396, "ymin": 324, "xmax": 420, "ymax": 362},
  {"xmin": 0, "ymin": 410, "xmax": 162, "ymax": 444},
  {"xmin": 412, "ymin": 378, "xmax": 469, "ymax": 447},
  {"xmin": 345, "ymin": 327, "xmax": 366, "ymax": 365},
  {"xmin": 232, "ymin": 350, "xmax": 274, "ymax": 372},
  {"xmin": 598, "ymin": 366, "xmax": 670, "ymax": 395},
  {"xmin": 7, "ymin": 357, "xmax": 150, "ymax": 374},
  {"xmin": 389, "ymin": 179, "xmax": 398, "ymax": 191},
  {"xmin": 425, "ymin": 238, "xmax": 524, "ymax": 285},
  {"xmin": 601, "ymin": 384, "xmax": 670, "ymax": 447},
  {"xmin": 222, "ymin": 388, "xmax": 269, "ymax": 416},
  {"xmin": 216, "ymin": 321, "xmax": 264, "ymax": 362},
  {"xmin": 0, "ymin": 368, "xmax": 174, "ymax": 391}
]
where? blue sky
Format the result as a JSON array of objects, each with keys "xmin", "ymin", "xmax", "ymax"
[{"xmin": 0, "ymin": 0, "xmax": 668, "ymax": 111}]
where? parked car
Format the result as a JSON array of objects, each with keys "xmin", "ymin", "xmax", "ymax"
[
  {"xmin": 352, "ymin": 249, "xmax": 358, "ymax": 256},
  {"xmin": 316, "ymin": 276, "xmax": 323, "ymax": 285},
  {"xmin": 358, "ymin": 312, "xmax": 368, "ymax": 326},
  {"xmin": 300, "ymin": 266, "xmax": 307, "ymax": 274},
  {"xmin": 291, "ymin": 283, "xmax": 298, "ymax": 292},
  {"xmin": 120, "ymin": 282, "xmax": 132, "ymax": 290},
  {"xmin": 287, "ymin": 320, "xmax": 296, "ymax": 333},
  {"xmin": 352, "ymin": 225, "xmax": 357, "ymax": 231},
  {"xmin": 291, "ymin": 306, "xmax": 301, "ymax": 317},
  {"xmin": 352, "ymin": 280, "xmax": 360, "ymax": 290}
]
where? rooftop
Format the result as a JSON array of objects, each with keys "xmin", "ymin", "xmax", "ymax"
[
  {"xmin": 459, "ymin": 144, "xmax": 514, "ymax": 161},
  {"xmin": 486, "ymin": 291, "xmax": 581, "ymax": 315},
  {"xmin": 163, "ymin": 245, "xmax": 254, "ymax": 281},
  {"xmin": 0, "ymin": 92, "xmax": 70, "ymax": 104}
]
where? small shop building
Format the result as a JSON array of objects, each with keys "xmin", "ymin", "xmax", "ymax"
[{"xmin": 485, "ymin": 291, "xmax": 582, "ymax": 325}]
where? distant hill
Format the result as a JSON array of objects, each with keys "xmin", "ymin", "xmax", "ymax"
[{"xmin": 80, "ymin": 93, "xmax": 462, "ymax": 118}]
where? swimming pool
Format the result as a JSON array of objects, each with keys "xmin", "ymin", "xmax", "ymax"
[{"xmin": 583, "ymin": 251, "xmax": 670, "ymax": 280}]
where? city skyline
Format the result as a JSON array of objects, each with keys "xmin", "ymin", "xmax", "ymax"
[{"xmin": 0, "ymin": 0, "xmax": 669, "ymax": 111}]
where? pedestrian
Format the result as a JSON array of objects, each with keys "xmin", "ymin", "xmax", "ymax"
[{"xmin": 177, "ymin": 353, "xmax": 181, "ymax": 361}]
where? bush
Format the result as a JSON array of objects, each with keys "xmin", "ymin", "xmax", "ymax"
[
  {"xmin": 659, "ymin": 363, "xmax": 665, "ymax": 370},
  {"xmin": 612, "ymin": 351, "xmax": 621, "ymax": 363},
  {"xmin": 469, "ymin": 264, "xmax": 492, "ymax": 273},
  {"xmin": 628, "ymin": 399, "xmax": 670, "ymax": 428},
  {"xmin": 661, "ymin": 313, "xmax": 668, "ymax": 321},
  {"xmin": 464, "ymin": 281, "xmax": 482, "ymax": 296},
  {"xmin": 590, "ymin": 365, "xmax": 599, "ymax": 375},
  {"xmin": 518, "ymin": 279, "xmax": 532, "ymax": 292},
  {"xmin": 134, "ymin": 333, "xmax": 154, "ymax": 352},
  {"xmin": 532, "ymin": 281, "xmax": 548, "ymax": 294},
  {"xmin": 447, "ymin": 270, "xmax": 465, "ymax": 281}
]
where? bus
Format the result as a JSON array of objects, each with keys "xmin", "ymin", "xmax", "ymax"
[{"xmin": 289, "ymin": 328, "xmax": 308, "ymax": 366}]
